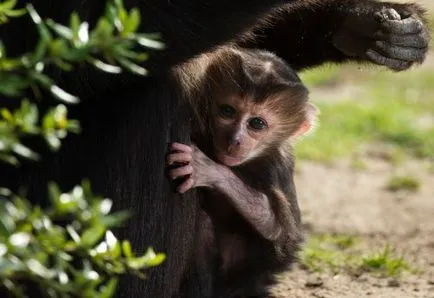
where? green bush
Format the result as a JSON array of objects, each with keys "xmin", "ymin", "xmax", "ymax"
[{"xmin": 0, "ymin": 181, "xmax": 165, "ymax": 298}]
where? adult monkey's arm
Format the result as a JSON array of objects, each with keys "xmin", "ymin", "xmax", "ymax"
[{"xmin": 237, "ymin": 0, "xmax": 430, "ymax": 71}]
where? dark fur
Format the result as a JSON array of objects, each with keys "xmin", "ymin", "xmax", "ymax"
[
  {"xmin": 200, "ymin": 150, "xmax": 301, "ymax": 298},
  {"xmin": 0, "ymin": 0, "xmax": 429, "ymax": 297},
  {"xmin": 239, "ymin": 0, "xmax": 429, "ymax": 70}
]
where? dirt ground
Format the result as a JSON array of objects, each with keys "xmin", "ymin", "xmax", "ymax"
[{"xmin": 271, "ymin": 158, "xmax": 434, "ymax": 298}]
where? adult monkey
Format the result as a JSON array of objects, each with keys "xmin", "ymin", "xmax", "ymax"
[{"xmin": 0, "ymin": 1, "xmax": 429, "ymax": 298}]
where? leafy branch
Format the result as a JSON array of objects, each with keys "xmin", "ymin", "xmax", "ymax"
[
  {"xmin": 0, "ymin": 0, "xmax": 164, "ymax": 164},
  {"xmin": 0, "ymin": 181, "xmax": 166, "ymax": 298},
  {"xmin": 0, "ymin": 0, "xmax": 26, "ymax": 24}
]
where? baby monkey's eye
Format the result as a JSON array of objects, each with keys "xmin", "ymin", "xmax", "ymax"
[
  {"xmin": 219, "ymin": 105, "xmax": 237, "ymax": 118},
  {"xmin": 248, "ymin": 117, "xmax": 268, "ymax": 130}
]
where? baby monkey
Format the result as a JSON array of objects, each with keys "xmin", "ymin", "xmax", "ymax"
[{"xmin": 168, "ymin": 47, "xmax": 317, "ymax": 297}]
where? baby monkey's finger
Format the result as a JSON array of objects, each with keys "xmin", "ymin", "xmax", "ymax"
[
  {"xmin": 168, "ymin": 165, "xmax": 193, "ymax": 180},
  {"xmin": 166, "ymin": 152, "xmax": 192, "ymax": 165},
  {"xmin": 171, "ymin": 142, "xmax": 193, "ymax": 153},
  {"xmin": 177, "ymin": 177, "xmax": 195, "ymax": 194}
]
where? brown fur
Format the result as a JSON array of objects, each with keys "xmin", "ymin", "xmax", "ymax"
[{"xmin": 175, "ymin": 47, "xmax": 315, "ymax": 297}]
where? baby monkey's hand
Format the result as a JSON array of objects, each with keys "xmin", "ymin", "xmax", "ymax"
[{"xmin": 166, "ymin": 142, "xmax": 222, "ymax": 194}]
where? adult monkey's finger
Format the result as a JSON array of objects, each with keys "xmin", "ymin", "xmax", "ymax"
[
  {"xmin": 366, "ymin": 49, "xmax": 412, "ymax": 71},
  {"xmin": 374, "ymin": 42, "xmax": 426, "ymax": 62},
  {"xmin": 373, "ymin": 32, "xmax": 429, "ymax": 49},
  {"xmin": 381, "ymin": 17, "xmax": 423, "ymax": 34}
]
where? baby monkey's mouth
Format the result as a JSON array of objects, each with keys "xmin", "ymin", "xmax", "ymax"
[{"xmin": 215, "ymin": 150, "xmax": 245, "ymax": 167}]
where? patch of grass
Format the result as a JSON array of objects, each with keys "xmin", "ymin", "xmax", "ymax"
[
  {"xmin": 299, "ymin": 234, "xmax": 359, "ymax": 273},
  {"xmin": 377, "ymin": 147, "xmax": 406, "ymax": 165},
  {"xmin": 350, "ymin": 157, "xmax": 367, "ymax": 170},
  {"xmin": 365, "ymin": 144, "xmax": 407, "ymax": 165},
  {"xmin": 296, "ymin": 68, "xmax": 434, "ymax": 162},
  {"xmin": 361, "ymin": 245, "xmax": 411, "ymax": 277},
  {"xmin": 299, "ymin": 234, "xmax": 413, "ymax": 278},
  {"xmin": 329, "ymin": 234, "xmax": 358, "ymax": 249},
  {"xmin": 387, "ymin": 175, "xmax": 421, "ymax": 192}
]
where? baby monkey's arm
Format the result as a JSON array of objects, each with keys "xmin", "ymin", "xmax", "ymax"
[{"xmin": 166, "ymin": 142, "xmax": 282, "ymax": 240}]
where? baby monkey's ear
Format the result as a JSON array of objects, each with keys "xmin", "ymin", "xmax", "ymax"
[{"xmin": 292, "ymin": 103, "xmax": 319, "ymax": 138}]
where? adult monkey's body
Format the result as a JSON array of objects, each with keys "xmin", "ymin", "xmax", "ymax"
[{"xmin": 0, "ymin": 1, "xmax": 429, "ymax": 298}]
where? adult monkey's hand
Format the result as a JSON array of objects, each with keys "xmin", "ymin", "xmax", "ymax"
[{"xmin": 333, "ymin": 4, "xmax": 430, "ymax": 71}]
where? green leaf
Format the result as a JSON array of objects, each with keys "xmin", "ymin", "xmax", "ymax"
[
  {"xmin": 0, "ymin": 73, "xmax": 30, "ymax": 97},
  {"xmin": 70, "ymin": 12, "xmax": 81, "ymax": 40},
  {"xmin": 12, "ymin": 143, "xmax": 39, "ymax": 160},
  {"xmin": 0, "ymin": 41, "xmax": 4, "ymax": 58},
  {"xmin": 1, "ymin": 109, "xmax": 13, "ymax": 122},
  {"xmin": 52, "ymin": 104, "xmax": 67, "ymax": 127},
  {"xmin": 81, "ymin": 179, "xmax": 93, "ymax": 197},
  {"xmin": 123, "ymin": 8, "xmax": 140, "ymax": 35},
  {"xmin": 19, "ymin": 100, "xmax": 39, "ymax": 130},
  {"xmin": 78, "ymin": 22, "xmax": 90, "ymax": 44},
  {"xmin": 114, "ymin": 0, "xmax": 125, "ymax": 11},
  {"xmin": 116, "ymin": 58, "xmax": 148, "ymax": 76},
  {"xmin": 26, "ymin": 259, "xmax": 55, "ymax": 278},
  {"xmin": 142, "ymin": 250, "xmax": 166, "ymax": 268},
  {"xmin": 100, "ymin": 211, "xmax": 130, "ymax": 227},
  {"xmin": 0, "ymin": 188, "xmax": 12, "ymax": 197},
  {"xmin": 48, "ymin": 182, "xmax": 61, "ymax": 208},
  {"xmin": 88, "ymin": 58, "xmax": 122, "ymax": 74},
  {"xmin": 9, "ymin": 232, "xmax": 31, "ymax": 247},
  {"xmin": 26, "ymin": 4, "xmax": 51, "ymax": 62},
  {"xmin": 81, "ymin": 225, "xmax": 105, "ymax": 248},
  {"xmin": 13, "ymin": 197, "xmax": 31, "ymax": 215},
  {"xmin": 66, "ymin": 225, "xmax": 81, "ymax": 244},
  {"xmin": 98, "ymin": 278, "xmax": 118, "ymax": 298},
  {"xmin": 106, "ymin": 233, "xmax": 121, "ymax": 259},
  {"xmin": 46, "ymin": 20, "xmax": 73, "ymax": 39},
  {"xmin": 135, "ymin": 34, "xmax": 165, "ymax": 50},
  {"xmin": 44, "ymin": 133, "xmax": 61, "ymax": 150},
  {"xmin": 92, "ymin": 18, "xmax": 114, "ymax": 39},
  {"xmin": 4, "ymin": 8, "xmax": 26, "ymax": 18},
  {"xmin": 49, "ymin": 85, "xmax": 80, "ymax": 104},
  {"xmin": 55, "ymin": 191, "xmax": 80, "ymax": 213},
  {"xmin": 113, "ymin": 46, "xmax": 148, "ymax": 61},
  {"xmin": 0, "ymin": 243, "xmax": 7, "ymax": 257},
  {"xmin": 60, "ymin": 46, "xmax": 90, "ymax": 62},
  {"xmin": 127, "ymin": 248, "xmax": 166, "ymax": 270},
  {"xmin": 97, "ymin": 199, "xmax": 113, "ymax": 215},
  {"xmin": 30, "ymin": 71, "xmax": 53, "ymax": 88},
  {"xmin": 53, "ymin": 58, "xmax": 73, "ymax": 71},
  {"xmin": 0, "ymin": 259, "xmax": 25, "ymax": 278},
  {"xmin": 42, "ymin": 110, "xmax": 55, "ymax": 130},
  {"xmin": 122, "ymin": 240, "xmax": 133, "ymax": 258},
  {"xmin": 0, "ymin": 153, "xmax": 19, "ymax": 166},
  {"xmin": 0, "ymin": 0, "xmax": 18, "ymax": 12}
]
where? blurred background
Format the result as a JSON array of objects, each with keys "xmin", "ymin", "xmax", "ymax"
[{"xmin": 272, "ymin": 1, "xmax": 434, "ymax": 297}]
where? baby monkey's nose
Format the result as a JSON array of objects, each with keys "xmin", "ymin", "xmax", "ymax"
[{"xmin": 227, "ymin": 138, "xmax": 241, "ymax": 154}]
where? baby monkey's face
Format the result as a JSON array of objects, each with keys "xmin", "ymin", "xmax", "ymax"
[{"xmin": 211, "ymin": 95, "xmax": 278, "ymax": 167}]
